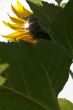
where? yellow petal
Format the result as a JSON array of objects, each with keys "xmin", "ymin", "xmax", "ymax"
[
  {"xmin": 8, "ymin": 14, "xmax": 25, "ymax": 24},
  {"xmin": 3, "ymin": 21, "xmax": 23, "ymax": 30},
  {"xmin": 4, "ymin": 32, "xmax": 22, "ymax": 39},
  {"xmin": 3, "ymin": 31, "xmax": 38, "ymax": 44},
  {"xmin": 8, "ymin": 24, "xmax": 23, "ymax": 30},
  {"xmin": 23, "ymin": 7, "xmax": 32, "ymax": 17},
  {"xmin": 11, "ymin": 4, "xmax": 24, "ymax": 19},
  {"xmin": 17, "ymin": 0, "xmax": 24, "ymax": 12},
  {"xmin": 3, "ymin": 21, "xmax": 10, "ymax": 28},
  {"xmin": 16, "ymin": 34, "xmax": 38, "ymax": 44},
  {"xmin": 4, "ymin": 31, "xmax": 28, "ymax": 39},
  {"xmin": 22, "ymin": 37, "xmax": 38, "ymax": 44},
  {"xmin": 17, "ymin": 0, "xmax": 32, "ymax": 16},
  {"xmin": 16, "ymin": 34, "xmax": 32, "ymax": 40}
]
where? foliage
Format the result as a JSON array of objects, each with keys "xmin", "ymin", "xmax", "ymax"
[
  {"xmin": 0, "ymin": 0, "xmax": 73, "ymax": 110},
  {"xmin": 55, "ymin": 0, "xmax": 63, "ymax": 5},
  {"xmin": 59, "ymin": 98, "xmax": 73, "ymax": 110},
  {"xmin": 27, "ymin": 0, "xmax": 73, "ymax": 55}
]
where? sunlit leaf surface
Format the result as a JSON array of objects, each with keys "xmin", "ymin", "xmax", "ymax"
[
  {"xmin": 0, "ymin": 63, "xmax": 9, "ymax": 85},
  {"xmin": 59, "ymin": 98, "xmax": 73, "ymax": 110}
]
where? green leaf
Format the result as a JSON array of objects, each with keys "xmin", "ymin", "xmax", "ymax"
[
  {"xmin": 0, "ymin": 63, "xmax": 9, "ymax": 85},
  {"xmin": 27, "ymin": 0, "xmax": 42, "ymax": 5},
  {"xmin": 0, "ymin": 76, "xmax": 6, "ymax": 86},
  {"xmin": 0, "ymin": 63, "xmax": 9, "ymax": 74},
  {"xmin": 27, "ymin": 0, "xmax": 73, "ymax": 55},
  {"xmin": 60, "ymin": 3, "xmax": 67, "ymax": 8},
  {"xmin": 59, "ymin": 98, "xmax": 73, "ymax": 110},
  {"xmin": 0, "ymin": 41, "xmax": 72, "ymax": 110},
  {"xmin": 50, "ymin": 1, "xmax": 73, "ymax": 54}
]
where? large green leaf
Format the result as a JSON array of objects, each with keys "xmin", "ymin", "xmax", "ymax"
[
  {"xmin": 0, "ymin": 41, "xmax": 72, "ymax": 110},
  {"xmin": 59, "ymin": 98, "xmax": 73, "ymax": 110},
  {"xmin": 27, "ymin": 0, "xmax": 73, "ymax": 55},
  {"xmin": 50, "ymin": 1, "xmax": 73, "ymax": 54}
]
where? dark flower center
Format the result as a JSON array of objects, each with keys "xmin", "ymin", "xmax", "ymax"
[{"xmin": 26, "ymin": 14, "xmax": 52, "ymax": 40}]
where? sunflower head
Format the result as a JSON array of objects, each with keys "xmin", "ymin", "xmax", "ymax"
[{"xmin": 3, "ymin": 0, "xmax": 51, "ymax": 44}]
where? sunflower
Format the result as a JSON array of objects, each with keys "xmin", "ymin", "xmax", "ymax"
[{"xmin": 3, "ymin": 0, "xmax": 51, "ymax": 44}]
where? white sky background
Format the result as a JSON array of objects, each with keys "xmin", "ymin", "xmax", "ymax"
[{"xmin": 0, "ymin": 0, "xmax": 73, "ymax": 102}]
